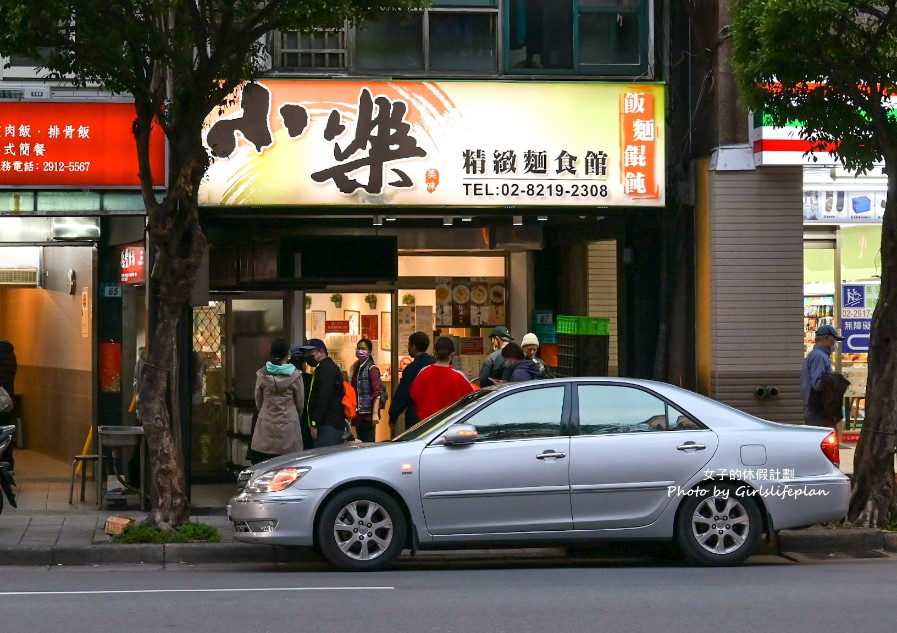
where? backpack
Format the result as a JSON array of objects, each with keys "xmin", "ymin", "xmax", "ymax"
[{"xmin": 342, "ymin": 381, "xmax": 357, "ymax": 420}]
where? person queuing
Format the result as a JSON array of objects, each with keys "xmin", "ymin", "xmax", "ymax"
[
  {"xmin": 500, "ymin": 342, "xmax": 542, "ymax": 382},
  {"xmin": 289, "ymin": 343, "xmax": 314, "ymax": 450},
  {"xmin": 520, "ymin": 332, "xmax": 556, "ymax": 379},
  {"xmin": 299, "ymin": 338, "xmax": 347, "ymax": 447},
  {"xmin": 478, "ymin": 326, "xmax": 512, "ymax": 387},
  {"xmin": 249, "ymin": 338, "xmax": 304, "ymax": 464},
  {"xmin": 350, "ymin": 337, "xmax": 382, "ymax": 443},
  {"xmin": 411, "ymin": 337, "xmax": 474, "ymax": 420},
  {"xmin": 388, "ymin": 331, "xmax": 435, "ymax": 433}
]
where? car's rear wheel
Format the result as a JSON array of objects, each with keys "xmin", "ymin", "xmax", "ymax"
[
  {"xmin": 675, "ymin": 483, "xmax": 761, "ymax": 566},
  {"xmin": 316, "ymin": 487, "xmax": 407, "ymax": 572}
]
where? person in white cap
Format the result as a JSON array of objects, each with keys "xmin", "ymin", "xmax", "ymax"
[{"xmin": 520, "ymin": 332, "xmax": 555, "ymax": 379}]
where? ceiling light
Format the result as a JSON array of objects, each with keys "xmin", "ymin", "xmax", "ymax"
[
  {"xmin": 512, "ymin": 215, "xmax": 523, "ymax": 226},
  {"xmin": 373, "ymin": 215, "xmax": 383, "ymax": 226},
  {"xmin": 537, "ymin": 215, "xmax": 548, "ymax": 221},
  {"xmin": 385, "ymin": 217, "xmax": 396, "ymax": 222},
  {"xmin": 461, "ymin": 216, "xmax": 473, "ymax": 222},
  {"xmin": 443, "ymin": 216, "xmax": 453, "ymax": 226}
]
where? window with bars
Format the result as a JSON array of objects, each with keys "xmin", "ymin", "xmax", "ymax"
[{"xmin": 275, "ymin": 28, "xmax": 347, "ymax": 70}]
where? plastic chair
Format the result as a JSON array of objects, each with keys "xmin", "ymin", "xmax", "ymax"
[{"xmin": 69, "ymin": 454, "xmax": 113, "ymax": 504}]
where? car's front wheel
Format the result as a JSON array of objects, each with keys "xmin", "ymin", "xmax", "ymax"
[
  {"xmin": 675, "ymin": 483, "xmax": 762, "ymax": 566},
  {"xmin": 316, "ymin": 487, "xmax": 407, "ymax": 572}
]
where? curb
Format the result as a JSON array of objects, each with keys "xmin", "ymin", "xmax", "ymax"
[
  {"xmin": 1, "ymin": 530, "xmax": 895, "ymax": 566},
  {"xmin": 777, "ymin": 528, "xmax": 889, "ymax": 554}
]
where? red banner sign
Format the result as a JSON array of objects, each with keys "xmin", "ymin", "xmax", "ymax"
[
  {"xmin": 118, "ymin": 243, "xmax": 146, "ymax": 285},
  {"xmin": 325, "ymin": 320, "xmax": 350, "ymax": 334},
  {"xmin": 0, "ymin": 102, "xmax": 166, "ymax": 188}
]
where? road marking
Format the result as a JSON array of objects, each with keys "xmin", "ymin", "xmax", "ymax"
[{"xmin": 0, "ymin": 587, "xmax": 394, "ymax": 596}]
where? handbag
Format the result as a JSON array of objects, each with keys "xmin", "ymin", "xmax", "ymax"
[{"xmin": 0, "ymin": 386, "xmax": 12, "ymax": 414}]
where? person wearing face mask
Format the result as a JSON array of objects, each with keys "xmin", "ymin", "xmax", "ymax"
[
  {"xmin": 478, "ymin": 326, "xmax": 512, "ymax": 387},
  {"xmin": 801, "ymin": 324, "xmax": 846, "ymax": 431},
  {"xmin": 248, "ymin": 338, "xmax": 304, "ymax": 464},
  {"xmin": 298, "ymin": 338, "xmax": 347, "ymax": 448},
  {"xmin": 289, "ymin": 343, "xmax": 314, "ymax": 450},
  {"xmin": 350, "ymin": 337, "xmax": 382, "ymax": 443},
  {"xmin": 519, "ymin": 332, "xmax": 556, "ymax": 379}
]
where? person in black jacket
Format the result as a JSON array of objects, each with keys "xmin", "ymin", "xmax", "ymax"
[
  {"xmin": 290, "ymin": 344, "xmax": 314, "ymax": 450},
  {"xmin": 299, "ymin": 338, "xmax": 346, "ymax": 447},
  {"xmin": 388, "ymin": 331, "xmax": 435, "ymax": 433},
  {"xmin": 0, "ymin": 338, "xmax": 17, "ymax": 470}
]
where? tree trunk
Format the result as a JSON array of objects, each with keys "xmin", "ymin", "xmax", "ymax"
[
  {"xmin": 132, "ymin": 99, "xmax": 208, "ymax": 528},
  {"xmin": 138, "ymin": 294, "xmax": 191, "ymax": 530},
  {"xmin": 848, "ymin": 159, "xmax": 897, "ymax": 527}
]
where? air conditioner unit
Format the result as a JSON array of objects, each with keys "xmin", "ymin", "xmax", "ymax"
[
  {"xmin": 0, "ymin": 268, "xmax": 41, "ymax": 287},
  {"xmin": 0, "ymin": 84, "xmax": 52, "ymax": 100}
]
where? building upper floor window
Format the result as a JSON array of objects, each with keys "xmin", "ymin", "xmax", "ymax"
[{"xmin": 270, "ymin": 0, "xmax": 649, "ymax": 77}]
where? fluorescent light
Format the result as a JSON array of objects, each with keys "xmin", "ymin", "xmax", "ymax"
[
  {"xmin": 512, "ymin": 215, "xmax": 523, "ymax": 226},
  {"xmin": 537, "ymin": 215, "xmax": 548, "ymax": 221},
  {"xmin": 461, "ymin": 216, "xmax": 473, "ymax": 222},
  {"xmin": 443, "ymin": 216, "xmax": 453, "ymax": 226},
  {"xmin": 373, "ymin": 215, "xmax": 383, "ymax": 226}
]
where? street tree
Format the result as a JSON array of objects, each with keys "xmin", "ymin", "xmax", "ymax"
[
  {"xmin": 730, "ymin": 0, "xmax": 897, "ymax": 527},
  {"xmin": 0, "ymin": 0, "xmax": 425, "ymax": 530}
]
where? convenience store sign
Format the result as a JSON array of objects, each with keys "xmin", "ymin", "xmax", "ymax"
[
  {"xmin": 841, "ymin": 283, "xmax": 879, "ymax": 353},
  {"xmin": 199, "ymin": 80, "xmax": 665, "ymax": 208}
]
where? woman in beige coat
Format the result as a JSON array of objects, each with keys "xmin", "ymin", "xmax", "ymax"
[{"xmin": 250, "ymin": 338, "xmax": 304, "ymax": 464}]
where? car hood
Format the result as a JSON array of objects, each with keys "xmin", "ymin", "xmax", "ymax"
[{"xmin": 245, "ymin": 441, "xmax": 387, "ymax": 472}]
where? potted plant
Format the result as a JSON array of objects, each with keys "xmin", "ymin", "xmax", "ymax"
[
  {"xmin": 304, "ymin": 295, "xmax": 312, "ymax": 310},
  {"xmin": 364, "ymin": 293, "xmax": 377, "ymax": 310},
  {"xmin": 401, "ymin": 293, "xmax": 415, "ymax": 306},
  {"xmin": 330, "ymin": 293, "xmax": 342, "ymax": 308}
]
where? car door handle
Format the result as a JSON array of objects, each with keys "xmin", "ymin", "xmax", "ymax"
[
  {"xmin": 677, "ymin": 442, "xmax": 706, "ymax": 451},
  {"xmin": 536, "ymin": 451, "xmax": 566, "ymax": 459}
]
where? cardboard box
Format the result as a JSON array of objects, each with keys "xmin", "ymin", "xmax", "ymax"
[{"xmin": 104, "ymin": 515, "xmax": 135, "ymax": 535}]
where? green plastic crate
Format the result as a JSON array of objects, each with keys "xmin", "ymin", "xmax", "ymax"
[{"xmin": 557, "ymin": 315, "xmax": 610, "ymax": 335}]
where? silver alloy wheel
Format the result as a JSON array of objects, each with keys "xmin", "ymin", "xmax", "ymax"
[
  {"xmin": 332, "ymin": 499, "xmax": 394, "ymax": 561},
  {"xmin": 690, "ymin": 493, "xmax": 751, "ymax": 555}
]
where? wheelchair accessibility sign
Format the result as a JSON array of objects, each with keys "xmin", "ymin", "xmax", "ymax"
[{"xmin": 841, "ymin": 283, "xmax": 879, "ymax": 353}]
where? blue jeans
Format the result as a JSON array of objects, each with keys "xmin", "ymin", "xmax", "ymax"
[
  {"xmin": 804, "ymin": 406, "xmax": 836, "ymax": 429},
  {"xmin": 315, "ymin": 424, "xmax": 344, "ymax": 447}
]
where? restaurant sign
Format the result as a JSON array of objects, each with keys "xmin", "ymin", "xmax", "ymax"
[
  {"xmin": 0, "ymin": 102, "xmax": 166, "ymax": 188},
  {"xmin": 199, "ymin": 80, "xmax": 665, "ymax": 208}
]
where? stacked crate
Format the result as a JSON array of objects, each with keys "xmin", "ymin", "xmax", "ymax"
[{"xmin": 555, "ymin": 316, "xmax": 610, "ymax": 377}]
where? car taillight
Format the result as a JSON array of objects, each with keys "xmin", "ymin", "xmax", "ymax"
[{"xmin": 821, "ymin": 431, "xmax": 840, "ymax": 468}]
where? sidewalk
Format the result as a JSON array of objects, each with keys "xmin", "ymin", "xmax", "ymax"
[{"xmin": 1, "ymin": 445, "xmax": 895, "ymax": 567}]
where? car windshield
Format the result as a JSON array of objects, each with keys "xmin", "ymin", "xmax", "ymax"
[{"xmin": 392, "ymin": 389, "xmax": 493, "ymax": 442}]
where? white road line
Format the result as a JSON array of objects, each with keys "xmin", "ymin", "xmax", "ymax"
[{"xmin": 0, "ymin": 587, "xmax": 394, "ymax": 596}]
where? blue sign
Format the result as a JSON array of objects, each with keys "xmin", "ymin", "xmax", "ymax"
[
  {"xmin": 842, "ymin": 285, "xmax": 865, "ymax": 309},
  {"xmin": 841, "ymin": 318, "xmax": 871, "ymax": 353}
]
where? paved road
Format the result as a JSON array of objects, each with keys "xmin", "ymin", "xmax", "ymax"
[{"xmin": 1, "ymin": 557, "xmax": 896, "ymax": 633}]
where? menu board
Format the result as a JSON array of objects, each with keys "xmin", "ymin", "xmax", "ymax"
[{"xmin": 435, "ymin": 277, "xmax": 505, "ymax": 327}]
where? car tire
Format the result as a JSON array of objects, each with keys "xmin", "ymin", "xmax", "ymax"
[
  {"xmin": 675, "ymin": 482, "xmax": 761, "ymax": 566},
  {"xmin": 316, "ymin": 486, "xmax": 407, "ymax": 572}
]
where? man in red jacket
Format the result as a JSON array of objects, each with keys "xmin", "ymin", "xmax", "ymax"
[{"xmin": 410, "ymin": 337, "xmax": 473, "ymax": 420}]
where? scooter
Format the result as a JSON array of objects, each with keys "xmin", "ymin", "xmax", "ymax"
[{"xmin": 0, "ymin": 425, "xmax": 17, "ymax": 515}]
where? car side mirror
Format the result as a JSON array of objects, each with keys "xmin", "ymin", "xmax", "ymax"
[{"xmin": 442, "ymin": 424, "xmax": 478, "ymax": 446}]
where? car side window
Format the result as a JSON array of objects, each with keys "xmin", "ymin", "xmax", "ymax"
[
  {"xmin": 464, "ymin": 386, "xmax": 565, "ymax": 441},
  {"xmin": 578, "ymin": 385, "xmax": 674, "ymax": 435}
]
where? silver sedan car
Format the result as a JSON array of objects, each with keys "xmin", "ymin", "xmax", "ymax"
[{"xmin": 227, "ymin": 378, "xmax": 849, "ymax": 571}]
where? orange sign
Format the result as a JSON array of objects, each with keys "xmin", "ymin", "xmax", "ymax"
[
  {"xmin": 0, "ymin": 102, "xmax": 166, "ymax": 188},
  {"xmin": 620, "ymin": 90, "xmax": 660, "ymax": 201}
]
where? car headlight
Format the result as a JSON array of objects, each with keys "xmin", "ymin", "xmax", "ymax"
[{"xmin": 244, "ymin": 467, "xmax": 310, "ymax": 493}]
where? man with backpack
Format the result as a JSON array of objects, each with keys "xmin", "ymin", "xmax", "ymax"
[{"xmin": 299, "ymin": 339, "xmax": 347, "ymax": 448}]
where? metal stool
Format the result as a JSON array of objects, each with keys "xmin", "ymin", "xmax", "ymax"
[{"xmin": 69, "ymin": 454, "xmax": 112, "ymax": 504}]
